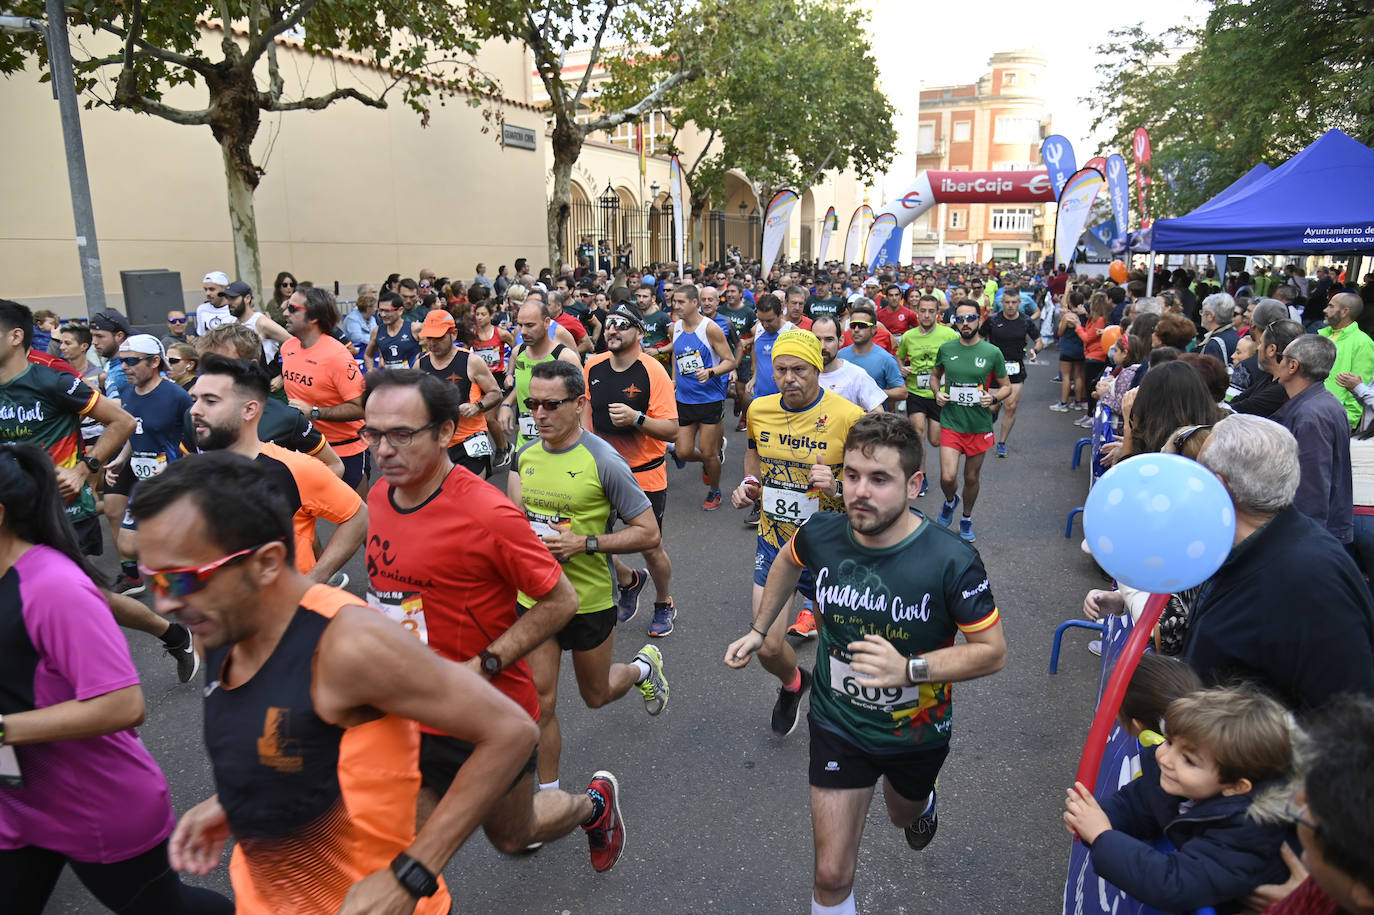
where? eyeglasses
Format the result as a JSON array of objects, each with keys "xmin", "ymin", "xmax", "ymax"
[
  {"xmin": 1283, "ymin": 789, "xmax": 1321, "ymax": 834},
  {"xmin": 1172, "ymin": 423, "xmax": 1213, "ymax": 450},
  {"xmin": 139, "ymin": 542, "xmax": 275, "ymax": 597},
  {"xmin": 168, "ymin": 317, "xmax": 187, "ymax": 325},
  {"xmin": 606, "ymin": 317, "xmax": 636, "ymax": 331},
  {"xmin": 378, "ymin": 308, "xmax": 398, "ymax": 316},
  {"xmin": 285, "ymin": 304, "xmax": 305, "ymax": 315},
  {"xmin": 953, "ymin": 314, "xmax": 981, "ymax": 324},
  {"xmin": 523, "ymin": 397, "xmax": 575, "ymax": 412},
  {"xmin": 119, "ymin": 355, "xmax": 154, "ymax": 367},
  {"xmin": 419, "ymin": 283, "xmax": 432, "ymax": 290},
  {"xmin": 167, "ymin": 357, "xmax": 188, "ymax": 366},
  {"xmin": 359, "ymin": 421, "xmax": 440, "ymax": 448}
]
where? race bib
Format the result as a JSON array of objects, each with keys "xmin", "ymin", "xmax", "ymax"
[
  {"xmin": 949, "ymin": 384, "xmax": 981, "ymax": 407},
  {"xmin": 829, "ymin": 654, "xmax": 920, "ymax": 713},
  {"xmin": 384, "ymin": 359, "xmax": 410, "ymax": 369},
  {"xmin": 366, "ymin": 588, "xmax": 428, "ymax": 643},
  {"xmin": 130, "ymin": 452, "xmax": 167, "ymax": 480},
  {"xmin": 463, "ymin": 432, "xmax": 493, "ymax": 458},
  {"xmin": 676, "ymin": 350, "xmax": 705, "ymax": 375},
  {"xmin": 0, "ymin": 744, "xmax": 22, "ymax": 787},
  {"xmin": 518, "ymin": 414, "xmax": 538, "ymax": 439},
  {"xmin": 479, "ymin": 348, "xmax": 500, "ymax": 366},
  {"xmin": 1004, "ymin": 361, "xmax": 1021, "ymax": 376},
  {"xmin": 916, "ymin": 372, "xmax": 932, "ymax": 390},
  {"xmin": 761, "ymin": 484, "xmax": 819, "ymax": 524}
]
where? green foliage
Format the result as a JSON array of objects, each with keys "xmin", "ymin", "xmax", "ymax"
[{"xmin": 1086, "ymin": 1, "xmax": 1374, "ymax": 217}]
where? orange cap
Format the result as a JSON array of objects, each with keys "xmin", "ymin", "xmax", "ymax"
[{"xmin": 420, "ymin": 310, "xmax": 455, "ymax": 338}]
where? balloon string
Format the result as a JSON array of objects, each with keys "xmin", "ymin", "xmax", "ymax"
[{"xmin": 1075, "ymin": 591, "xmax": 1171, "ymax": 790}]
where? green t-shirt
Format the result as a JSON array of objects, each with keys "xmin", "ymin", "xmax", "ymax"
[
  {"xmin": 895, "ymin": 325, "xmax": 958, "ymax": 399},
  {"xmin": 807, "ymin": 295, "xmax": 845, "ymax": 320},
  {"xmin": 511, "ymin": 343, "xmax": 572, "ymax": 448},
  {"xmin": 794, "ymin": 512, "xmax": 1000, "ymax": 750},
  {"xmin": 640, "ymin": 306, "xmax": 672, "ymax": 349},
  {"xmin": 720, "ymin": 303, "xmax": 757, "ymax": 368},
  {"xmin": 514, "ymin": 430, "xmax": 651, "ymax": 614},
  {"xmin": 934, "ymin": 339, "xmax": 1006, "ymax": 434},
  {"xmin": 0, "ymin": 363, "xmax": 99, "ymax": 520}
]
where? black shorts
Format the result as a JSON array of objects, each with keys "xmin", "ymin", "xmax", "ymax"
[
  {"xmin": 73, "ymin": 515, "xmax": 103, "ymax": 557},
  {"xmin": 448, "ymin": 443, "xmax": 490, "ymax": 478},
  {"xmin": 339, "ymin": 450, "xmax": 370, "ymax": 488},
  {"xmin": 420, "ymin": 732, "xmax": 537, "ymax": 796},
  {"xmin": 621, "ymin": 487, "xmax": 667, "ymax": 533},
  {"xmin": 906, "ymin": 394, "xmax": 942, "ymax": 422},
  {"xmin": 735, "ymin": 357, "xmax": 753, "ymax": 384},
  {"xmin": 107, "ymin": 462, "xmax": 137, "ymax": 498},
  {"xmin": 1058, "ymin": 349, "xmax": 1085, "ymax": 364},
  {"xmin": 808, "ymin": 715, "xmax": 950, "ymax": 799},
  {"xmin": 517, "ymin": 604, "xmax": 617, "ymax": 652},
  {"xmin": 676, "ymin": 399, "xmax": 725, "ymax": 426}
]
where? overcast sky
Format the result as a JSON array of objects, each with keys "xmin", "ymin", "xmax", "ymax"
[{"xmin": 860, "ymin": 0, "xmax": 1207, "ymax": 202}]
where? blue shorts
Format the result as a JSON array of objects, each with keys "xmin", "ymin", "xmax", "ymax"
[{"xmin": 754, "ymin": 536, "xmax": 816, "ymax": 597}]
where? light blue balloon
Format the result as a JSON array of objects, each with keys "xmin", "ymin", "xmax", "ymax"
[{"xmin": 1083, "ymin": 453, "xmax": 1236, "ymax": 593}]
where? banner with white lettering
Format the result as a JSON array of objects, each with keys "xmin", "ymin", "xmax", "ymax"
[
  {"xmin": 844, "ymin": 205, "xmax": 873, "ymax": 267},
  {"xmin": 670, "ymin": 156, "xmax": 686, "ymax": 278},
  {"xmin": 1040, "ymin": 134, "xmax": 1078, "ymax": 199},
  {"xmin": 1105, "ymin": 154, "xmax": 1130, "ymax": 244},
  {"xmin": 865, "ymin": 214, "xmax": 901, "ymax": 271},
  {"xmin": 1054, "ymin": 167, "xmax": 1106, "ymax": 269},
  {"xmin": 817, "ymin": 206, "xmax": 838, "ymax": 263},
  {"xmin": 1133, "ymin": 129, "xmax": 1153, "ymax": 229},
  {"xmin": 761, "ymin": 189, "xmax": 800, "ymax": 274}
]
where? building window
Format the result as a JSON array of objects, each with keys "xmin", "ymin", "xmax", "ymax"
[
  {"xmin": 990, "ymin": 207, "xmax": 1035, "ymax": 233},
  {"xmin": 1003, "ymin": 71, "xmax": 1017, "ymax": 87},
  {"xmin": 992, "ymin": 161, "xmax": 1035, "ymax": 171},
  {"xmin": 917, "ymin": 123, "xmax": 936, "ymax": 154},
  {"xmin": 949, "ymin": 209, "xmax": 965, "ymax": 229},
  {"xmin": 952, "ymin": 121, "xmax": 971, "ymax": 143},
  {"xmin": 994, "ymin": 116, "xmax": 1038, "ymax": 144}
]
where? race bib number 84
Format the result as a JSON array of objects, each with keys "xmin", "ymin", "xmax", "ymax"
[{"xmin": 761, "ymin": 484, "xmax": 819, "ymax": 523}]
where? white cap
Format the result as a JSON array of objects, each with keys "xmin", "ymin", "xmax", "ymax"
[
  {"xmin": 862, "ymin": 276, "xmax": 880, "ymax": 287},
  {"xmin": 847, "ymin": 292, "xmax": 868, "ymax": 305},
  {"xmin": 203, "ymin": 271, "xmax": 230, "ymax": 285},
  {"xmin": 118, "ymin": 333, "xmax": 164, "ymax": 359}
]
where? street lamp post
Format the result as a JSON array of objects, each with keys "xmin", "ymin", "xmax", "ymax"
[{"xmin": 599, "ymin": 183, "xmax": 619, "ymax": 271}]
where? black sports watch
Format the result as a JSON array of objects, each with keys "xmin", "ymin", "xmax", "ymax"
[
  {"xmin": 585, "ymin": 535, "xmax": 599, "ymax": 554},
  {"xmin": 390, "ymin": 853, "xmax": 439, "ymax": 899},
  {"xmin": 79, "ymin": 454, "xmax": 101, "ymax": 474},
  {"xmin": 478, "ymin": 649, "xmax": 502, "ymax": 677}
]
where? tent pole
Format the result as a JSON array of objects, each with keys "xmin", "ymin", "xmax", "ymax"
[{"xmin": 1146, "ymin": 251, "xmax": 1156, "ymax": 295}]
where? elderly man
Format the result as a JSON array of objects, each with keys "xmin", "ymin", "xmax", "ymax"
[
  {"xmin": 1319, "ymin": 291, "xmax": 1374, "ymax": 428},
  {"xmin": 1185, "ymin": 414, "xmax": 1374, "ymax": 712},
  {"xmin": 1271, "ymin": 333, "xmax": 1353, "ymax": 543},
  {"xmin": 1198, "ymin": 292, "xmax": 1241, "ymax": 365},
  {"xmin": 1231, "ymin": 310, "xmax": 1298, "ymax": 417}
]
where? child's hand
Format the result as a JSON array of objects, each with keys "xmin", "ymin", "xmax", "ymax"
[{"xmin": 1063, "ymin": 782, "xmax": 1112, "ymax": 843}]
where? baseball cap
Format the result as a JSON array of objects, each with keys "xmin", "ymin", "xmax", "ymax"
[
  {"xmin": 118, "ymin": 334, "xmax": 164, "ymax": 358},
  {"xmin": 847, "ymin": 292, "xmax": 868, "ymax": 305},
  {"xmin": 203, "ymin": 271, "xmax": 230, "ymax": 286},
  {"xmin": 90, "ymin": 309, "xmax": 134, "ymax": 336},
  {"xmin": 221, "ymin": 280, "xmax": 252, "ymax": 298},
  {"xmin": 862, "ymin": 277, "xmax": 880, "ymax": 287},
  {"xmin": 608, "ymin": 304, "xmax": 644, "ymax": 330},
  {"xmin": 419, "ymin": 310, "xmax": 456, "ymax": 337}
]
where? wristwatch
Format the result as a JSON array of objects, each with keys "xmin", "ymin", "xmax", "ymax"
[
  {"xmin": 390, "ymin": 853, "xmax": 439, "ymax": 899},
  {"xmin": 906, "ymin": 656, "xmax": 930, "ymax": 685},
  {"xmin": 635, "ymin": 411, "xmax": 646, "ymax": 427},
  {"xmin": 478, "ymin": 649, "xmax": 502, "ymax": 677},
  {"xmin": 79, "ymin": 455, "xmax": 101, "ymax": 474},
  {"xmin": 585, "ymin": 535, "xmax": 599, "ymax": 554},
  {"xmin": 309, "ymin": 406, "xmax": 321, "ymax": 421}
]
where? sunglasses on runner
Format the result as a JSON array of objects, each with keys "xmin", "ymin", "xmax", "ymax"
[
  {"xmin": 523, "ymin": 396, "xmax": 575, "ymax": 412},
  {"xmin": 953, "ymin": 314, "xmax": 980, "ymax": 324},
  {"xmin": 139, "ymin": 542, "xmax": 277, "ymax": 597},
  {"xmin": 848, "ymin": 320, "xmax": 874, "ymax": 328},
  {"xmin": 168, "ymin": 317, "xmax": 187, "ymax": 324},
  {"xmin": 119, "ymin": 355, "xmax": 154, "ymax": 367},
  {"xmin": 605, "ymin": 317, "xmax": 636, "ymax": 331}
]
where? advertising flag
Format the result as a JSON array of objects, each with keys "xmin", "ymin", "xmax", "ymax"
[
  {"xmin": 760, "ymin": 188, "xmax": 800, "ymax": 274},
  {"xmin": 1040, "ymin": 134, "xmax": 1077, "ymax": 199},
  {"xmin": 1133, "ymin": 128, "xmax": 1153, "ymax": 228},
  {"xmin": 669, "ymin": 156, "xmax": 686, "ymax": 278},
  {"xmin": 1085, "ymin": 156, "xmax": 1107, "ymax": 174},
  {"xmin": 1054, "ymin": 167, "xmax": 1106, "ymax": 269},
  {"xmin": 1105, "ymin": 154, "xmax": 1130, "ymax": 244},
  {"xmin": 866, "ymin": 213, "xmax": 901, "ymax": 271},
  {"xmin": 817, "ymin": 206, "xmax": 838, "ymax": 263},
  {"xmin": 843, "ymin": 205, "xmax": 873, "ymax": 267}
]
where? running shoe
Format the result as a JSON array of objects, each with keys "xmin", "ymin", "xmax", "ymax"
[
  {"xmin": 1073, "ymin": 415, "xmax": 1093, "ymax": 428},
  {"xmin": 113, "ymin": 571, "xmax": 146, "ymax": 597},
  {"xmin": 167, "ymin": 628, "xmax": 200, "ymax": 683},
  {"xmin": 583, "ymin": 771, "xmax": 625, "ymax": 873},
  {"xmin": 904, "ymin": 792, "xmax": 939, "ymax": 851},
  {"xmin": 702, "ymin": 490, "xmax": 722, "ymax": 511},
  {"xmin": 1049, "ymin": 402, "xmax": 1070, "ymax": 413},
  {"xmin": 326, "ymin": 571, "xmax": 349, "ymax": 590},
  {"xmin": 1073, "ymin": 401, "xmax": 1090, "ymax": 412},
  {"xmin": 1088, "ymin": 640, "xmax": 1103, "ymax": 657},
  {"xmin": 958, "ymin": 517, "xmax": 975, "ymax": 542},
  {"xmin": 936, "ymin": 496, "xmax": 959, "ymax": 527},
  {"xmin": 787, "ymin": 605, "xmax": 818, "ymax": 639},
  {"xmin": 1052, "ymin": 373, "xmax": 1062, "ymax": 382},
  {"xmin": 746, "ymin": 503, "xmax": 761, "ymax": 526},
  {"xmin": 917, "ymin": 477, "xmax": 928, "ymax": 498},
  {"xmin": 669, "ymin": 444, "xmax": 685, "ymax": 470},
  {"xmin": 735, "ymin": 416, "xmax": 747, "ymax": 432},
  {"xmin": 648, "ymin": 601, "xmax": 676, "ymax": 637},
  {"xmin": 633, "ymin": 644, "xmax": 669, "ymax": 715},
  {"xmin": 617, "ymin": 567, "xmax": 648, "ymax": 623},
  {"xmin": 995, "ymin": 442, "xmax": 1007, "ymax": 458},
  {"xmin": 770, "ymin": 667, "xmax": 812, "ymax": 737}
]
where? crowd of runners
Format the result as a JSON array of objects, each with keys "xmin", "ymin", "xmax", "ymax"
[{"xmin": 3, "ymin": 254, "xmax": 1374, "ymax": 915}]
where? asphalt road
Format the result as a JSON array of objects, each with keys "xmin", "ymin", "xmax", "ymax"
[{"xmin": 53, "ymin": 354, "xmax": 1112, "ymax": 914}]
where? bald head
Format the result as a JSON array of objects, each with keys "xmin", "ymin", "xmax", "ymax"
[{"xmin": 1332, "ymin": 291, "xmax": 1363, "ymax": 322}]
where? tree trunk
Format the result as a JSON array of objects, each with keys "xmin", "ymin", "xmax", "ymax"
[
  {"xmin": 221, "ymin": 144, "xmax": 263, "ymax": 297},
  {"xmin": 207, "ymin": 71, "xmax": 264, "ymax": 295},
  {"xmin": 546, "ymin": 121, "xmax": 584, "ymax": 272}
]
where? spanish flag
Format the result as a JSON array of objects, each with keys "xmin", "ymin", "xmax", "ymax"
[{"xmin": 636, "ymin": 122, "xmax": 645, "ymax": 176}]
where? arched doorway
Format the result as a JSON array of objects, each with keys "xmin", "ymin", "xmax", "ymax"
[{"xmin": 566, "ymin": 180, "xmax": 594, "ymax": 268}]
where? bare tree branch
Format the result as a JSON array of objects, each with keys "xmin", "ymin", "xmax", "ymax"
[
  {"xmin": 240, "ymin": 0, "xmax": 322, "ymax": 70},
  {"xmin": 116, "ymin": 92, "xmax": 212, "ymax": 125},
  {"xmin": 584, "ymin": 65, "xmax": 694, "ymax": 133},
  {"xmin": 92, "ymin": 19, "xmax": 215, "ymax": 77},
  {"xmin": 264, "ymin": 84, "xmax": 392, "ymax": 112},
  {"xmin": 572, "ymin": 1, "xmax": 616, "ymax": 107}
]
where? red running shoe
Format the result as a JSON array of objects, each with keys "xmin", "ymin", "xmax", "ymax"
[
  {"xmin": 583, "ymin": 771, "xmax": 624, "ymax": 872},
  {"xmin": 702, "ymin": 490, "xmax": 721, "ymax": 511}
]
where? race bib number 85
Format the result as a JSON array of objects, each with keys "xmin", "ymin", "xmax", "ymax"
[{"xmin": 949, "ymin": 384, "xmax": 981, "ymax": 407}]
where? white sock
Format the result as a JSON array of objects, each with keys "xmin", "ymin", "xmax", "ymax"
[
  {"xmin": 812, "ymin": 892, "xmax": 857, "ymax": 915},
  {"xmin": 921, "ymin": 791, "xmax": 934, "ymax": 814},
  {"xmin": 632, "ymin": 658, "xmax": 652, "ymax": 683},
  {"xmin": 538, "ymin": 780, "xmax": 559, "ymax": 792}
]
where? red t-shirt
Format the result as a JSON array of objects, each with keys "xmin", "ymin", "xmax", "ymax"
[
  {"xmin": 365, "ymin": 465, "xmax": 563, "ymax": 726},
  {"xmin": 553, "ymin": 311, "xmax": 587, "ymax": 341},
  {"xmin": 27, "ymin": 350, "xmax": 76, "ymax": 374},
  {"xmin": 843, "ymin": 323, "xmax": 895, "ymax": 354},
  {"xmin": 1263, "ymin": 876, "xmax": 1348, "ymax": 915},
  {"xmin": 876, "ymin": 306, "xmax": 919, "ymax": 337}
]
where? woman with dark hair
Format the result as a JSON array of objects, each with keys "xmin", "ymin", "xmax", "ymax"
[
  {"xmin": 0, "ymin": 444, "xmax": 231, "ymax": 914},
  {"xmin": 1177, "ymin": 352, "xmax": 1231, "ymax": 408},
  {"xmin": 380, "ymin": 273, "xmax": 401, "ymax": 296},
  {"xmin": 1115, "ymin": 360, "xmax": 1223, "ymax": 461},
  {"xmin": 268, "ymin": 270, "xmax": 297, "ymax": 324}
]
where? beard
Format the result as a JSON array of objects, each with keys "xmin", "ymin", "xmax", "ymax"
[
  {"xmin": 847, "ymin": 498, "xmax": 907, "ymax": 537},
  {"xmin": 195, "ymin": 419, "xmax": 240, "ymax": 452}
]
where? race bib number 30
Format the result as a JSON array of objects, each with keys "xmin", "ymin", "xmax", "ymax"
[
  {"xmin": 676, "ymin": 351, "xmax": 705, "ymax": 375},
  {"xmin": 761, "ymin": 484, "xmax": 819, "ymax": 523},
  {"xmin": 949, "ymin": 384, "xmax": 981, "ymax": 407},
  {"xmin": 130, "ymin": 452, "xmax": 167, "ymax": 480},
  {"xmin": 366, "ymin": 589, "xmax": 428, "ymax": 643},
  {"xmin": 829, "ymin": 654, "xmax": 919, "ymax": 713}
]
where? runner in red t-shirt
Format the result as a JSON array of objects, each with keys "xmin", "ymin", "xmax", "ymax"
[
  {"xmin": 362, "ymin": 368, "xmax": 628, "ymax": 873},
  {"xmin": 876, "ymin": 285, "xmax": 920, "ymax": 338}
]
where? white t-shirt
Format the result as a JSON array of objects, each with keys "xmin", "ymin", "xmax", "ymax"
[
  {"xmin": 819, "ymin": 359, "xmax": 887, "ymax": 410},
  {"xmin": 195, "ymin": 301, "xmax": 234, "ymax": 336},
  {"xmin": 241, "ymin": 311, "xmax": 279, "ymax": 362}
]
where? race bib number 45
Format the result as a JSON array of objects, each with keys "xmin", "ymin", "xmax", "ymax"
[
  {"xmin": 366, "ymin": 589, "xmax": 428, "ymax": 643},
  {"xmin": 761, "ymin": 484, "xmax": 819, "ymax": 523}
]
